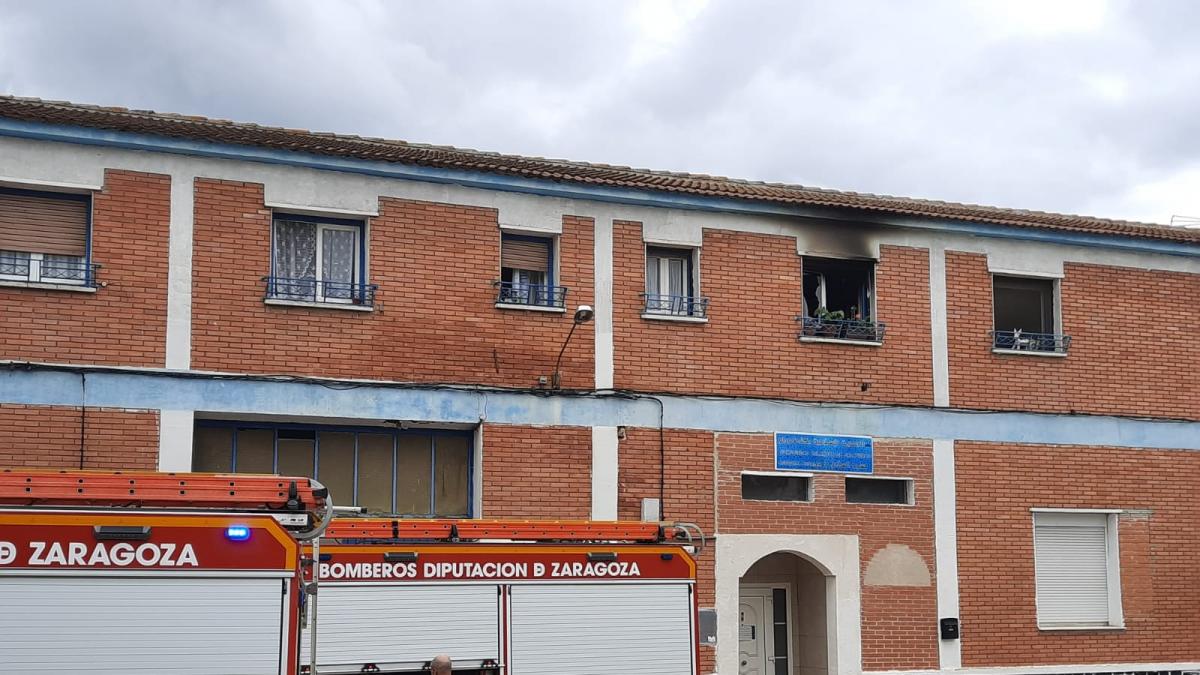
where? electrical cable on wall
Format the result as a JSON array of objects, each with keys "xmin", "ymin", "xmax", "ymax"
[{"xmin": 78, "ymin": 372, "xmax": 87, "ymax": 470}]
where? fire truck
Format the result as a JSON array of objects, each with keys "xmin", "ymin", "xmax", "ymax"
[
  {"xmin": 0, "ymin": 468, "xmax": 331, "ymax": 675},
  {"xmin": 0, "ymin": 468, "xmax": 701, "ymax": 675},
  {"xmin": 301, "ymin": 518, "xmax": 703, "ymax": 675}
]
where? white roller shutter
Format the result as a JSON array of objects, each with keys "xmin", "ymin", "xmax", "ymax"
[
  {"xmin": 302, "ymin": 584, "xmax": 499, "ymax": 671},
  {"xmin": 1033, "ymin": 512, "xmax": 1114, "ymax": 627},
  {"xmin": 1, "ymin": 575, "xmax": 286, "ymax": 675},
  {"xmin": 510, "ymin": 583, "xmax": 694, "ymax": 675}
]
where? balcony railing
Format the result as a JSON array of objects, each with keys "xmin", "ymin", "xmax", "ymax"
[
  {"xmin": 642, "ymin": 293, "xmax": 710, "ymax": 318},
  {"xmin": 494, "ymin": 281, "xmax": 568, "ymax": 308},
  {"xmin": 0, "ymin": 253, "xmax": 100, "ymax": 287},
  {"xmin": 798, "ymin": 316, "xmax": 886, "ymax": 342},
  {"xmin": 263, "ymin": 276, "xmax": 377, "ymax": 306},
  {"xmin": 991, "ymin": 329, "xmax": 1070, "ymax": 354}
]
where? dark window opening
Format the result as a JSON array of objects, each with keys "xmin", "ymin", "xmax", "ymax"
[
  {"xmin": 845, "ymin": 477, "xmax": 910, "ymax": 505},
  {"xmin": 741, "ymin": 473, "xmax": 811, "ymax": 502},
  {"xmin": 991, "ymin": 275, "xmax": 1069, "ymax": 352},
  {"xmin": 802, "ymin": 256, "xmax": 875, "ymax": 322},
  {"xmin": 771, "ymin": 588, "xmax": 789, "ymax": 675},
  {"xmin": 993, "ymin": 276, "xmax": 1055, "ymax": 333}
]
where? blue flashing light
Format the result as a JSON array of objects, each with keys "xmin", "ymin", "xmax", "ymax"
[{"xmin": 226, "ymin": 525, "xmax": 252, "ymax": 541}]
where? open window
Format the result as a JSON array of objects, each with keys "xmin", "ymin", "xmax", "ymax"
[
  {"xmin": 992, "ymin": 275, "xmax": 1069, "ymax": 354},
  {"xmin": 266, "ymin": 213, "xmax": 374, "ymax": 306},
  {"xmin": 497, "ymin": 233, "xmax": 566, "ymax": 309},
  {"xmin": 643, "ymin": 246, "xmax": 708, "ymax": 318},
  {"xmin": 799, "ymin": 256, "xmax": 883, "ymax": 342},
  {"xmin": 0, "ymin": 187, "xmax": 96, "ymax": 288}
]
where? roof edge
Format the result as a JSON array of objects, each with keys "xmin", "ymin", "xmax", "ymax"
[{"xmin": 1, "ymin": 114, "xmax": 1199, "ymax": 259}]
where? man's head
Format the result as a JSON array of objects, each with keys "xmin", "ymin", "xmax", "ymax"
[{"xmin": 431, "ymin": 654, "xmax": 452, "ymax": 674}]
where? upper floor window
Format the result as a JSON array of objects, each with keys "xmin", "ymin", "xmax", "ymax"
[
  {"xmin": 266, "ymin": 213, "xmax": 374, "ymax": 306},
  {"xmin": 192, "ymin": 421, "xmax": 473, "ymax": 517},
  {"xmin": 0, "ymin": 187, "xmax": 96, "ymax": 287},
  {"xmin": 496, "ymin": 233, "xmax": 566, "ymax": 308},
  {"xmin": 799, "ymin": 256, "xmax": 884, "ymax": 342},
  {"xmin": 643, "ymin": 246, "xmax": 708, "ymax": 318},
  {"xmin": 992, "ymin": 275, "xmax": 1069, "ymax": 354}
]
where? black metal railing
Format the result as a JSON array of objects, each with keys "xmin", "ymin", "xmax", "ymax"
[
  {"xmin": 991, "ymin": 329, "xmax": 1070, "ymax": 354},
  {"xmin": 494, "ymin": 281, "xmax": 568, "ymax": 308},
  {"xmin": 798, "ymin": 316, "xmax": 886, "ymax": 342},
  {"xmin": 0, "ymin": 253, "xmax": 100, "ymax": 287},
  {"xmin": 642, "ymin": 293, "xmax": 710, "ymax": 318},
  {"xmin": 264, "ymin": 276, "xmax": 377, "ymax": 306}
]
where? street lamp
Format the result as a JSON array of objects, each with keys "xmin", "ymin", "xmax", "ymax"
[{"xmin": 552, "ymin": 305, "xmax": 594, "ymax": 389}]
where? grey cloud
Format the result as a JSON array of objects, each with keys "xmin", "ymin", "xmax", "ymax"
[{"xmin": 1, "ymin": 0, "xmax": 1198, "ymax": 222}]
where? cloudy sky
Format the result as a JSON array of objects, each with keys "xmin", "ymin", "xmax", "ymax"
[{"xmin": 1, "ymin": 0, "xmax": 1197, "ymax": 225}]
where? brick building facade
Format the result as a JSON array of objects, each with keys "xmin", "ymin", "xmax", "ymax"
[{"xmin": 1, "ymin": 96, "xmax": 1198, "ymax": 675}]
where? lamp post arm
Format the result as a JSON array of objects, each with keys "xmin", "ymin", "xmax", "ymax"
[{"xmin": 552, "ymin": 321, "xmax": 579, "ymax": 389}]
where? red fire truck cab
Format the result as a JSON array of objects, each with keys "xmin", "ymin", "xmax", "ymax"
[{"xmin": 0, "ymin": 469, "xmax": 329, "ymax": 675}]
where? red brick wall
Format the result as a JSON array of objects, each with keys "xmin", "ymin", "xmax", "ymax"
[
  {"xmin": 0, "ymin": 170, "xmax": 170, "ymax": 366},
  {"xmin": 480, "ymin": 424, "xmax": 590, "ymax": 518},
  {"xmin": 956, "ymin": 441, "xmax": 1200, "ymax": 666},
  {"xmin": 0, "ymin": 403, "xmax": 158, "ymax": 469},
  {"xmin": 715, "ymin": 433, "xmax": 938, "ymax": 670},
  {"xmin": 617, "ymin": 428, "xmax": 717, "ymax": 673},
  {"xmin": 191, "ymin": 180, "xmax": 594, "ymax": 387},
  {"xmin": 947, "ymin": 251, "xmax": 1200, "ymax": 420},
  {"xmin": 613, "ymin": 223, "xmax": 933, "ymax": 405}
]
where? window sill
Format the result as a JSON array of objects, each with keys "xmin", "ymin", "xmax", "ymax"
[
  {"xmin": 992, "ymin": 348, "xmax": 1068, "ymax": 358},
  {"xmin": 1037, "ymin": 624, "xmax": 1125, "ymax": 632},
  {"xmin": 799, "ymin": 336, "xmax": 882, "ymax": 347},
  {"xmin": 0, "ymin": 279, "xmax": 96, "ymax": 293},
  {"xmin": 264, "ymin": 298, "xmax": 374, "ymax": 312},
  {"xmin": 495, "ymin": 303, "xmax": 565, "ymax": 313},
  {"xmin": 641, "ymin": 313, "xmax": 708, "ymax": 323}
]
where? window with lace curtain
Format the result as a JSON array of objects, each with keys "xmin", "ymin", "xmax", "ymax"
[{"xmin": 267, "ymin": 213, "xmax": 367, "ymax": 305}]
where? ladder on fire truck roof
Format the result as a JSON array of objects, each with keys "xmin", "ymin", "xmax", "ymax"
[
  {"xmin": 322, "ymin": 517, "xmax": 705, "ymax": 551},
  {"xmin": 0, "ymin": 468, "xmax": 332, "ymax": 538}
]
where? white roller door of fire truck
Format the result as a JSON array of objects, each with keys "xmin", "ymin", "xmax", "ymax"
[
  {"xmin": 1, "ymin": 574, "xmax": 288, "ymax": 675},
  {"xmin": 509, "ymin": 583, "xmax": 695, "ymax": 675},
  {"xmin": 301, "ymin": 583, "xmax": 501, "ymax": 672}
]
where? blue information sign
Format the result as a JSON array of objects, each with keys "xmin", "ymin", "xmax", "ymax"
[{"xmin": 775, "ymin": 433, "xmax": 874, "ymax": 474}]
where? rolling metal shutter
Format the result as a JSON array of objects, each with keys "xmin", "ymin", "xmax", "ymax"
[
  {"xmin": 1, "ymin": 574, "xmax": 286, "ymax": 674},
  {"xmin": 302, "ymin": 584, "xmax": 499, "ymax": 671},
  {"xmin": 0, "ymin": 190, "xmax": 89, "ymax": 256},
  {"xmin": 1034, "ymin": 512, "xmax": 1111, "ymax": 626},
  {"xmin": 501, "ymin": 237, "xmax": 549, "ymax": 272},
  {"xmin": 510, "ymin": 583, "xmax": 694, "ymax": 675}
]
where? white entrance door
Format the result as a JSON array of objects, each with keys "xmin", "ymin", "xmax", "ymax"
[{"xmin": 739, "ymin": 595, "xmax": 767, "ymax": 675}]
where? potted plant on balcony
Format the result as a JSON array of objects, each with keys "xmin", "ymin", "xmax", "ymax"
[{"xmin": 811, "ymin": 306, "xmax": 845, "ymax": 337}]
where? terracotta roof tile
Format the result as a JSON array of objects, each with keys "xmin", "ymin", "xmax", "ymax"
[{"xmin": 1, "ymin": 94, "xmax": 1197, "ymax": 245}]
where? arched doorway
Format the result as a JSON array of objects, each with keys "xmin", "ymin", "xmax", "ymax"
[
  {"xmin": 715, "ymin": 534, "xmax": 861, "ymax": 675},
  {"xmin": 739, "ymin": 552, "xmax": 827, "ymax": 675}
]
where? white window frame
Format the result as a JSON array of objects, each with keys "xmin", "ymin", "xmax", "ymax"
[
  {"xmin": 1031, "ymin": 509, "xmax": 1124, "ymax": 630},
  {"xmin": 645, "ymin": 246, "xmax": 701, "ymax": 316},
  {"xmin": 271, "ymin": 218, "xmax": 363, "ymax": 304},
  {"xmin": 313, "ymin": 223, "xmax": 361, "ymax": 304},
  {"xmin": 0, "ymin": 251, "xmax": 86, "ymax": 286}
]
